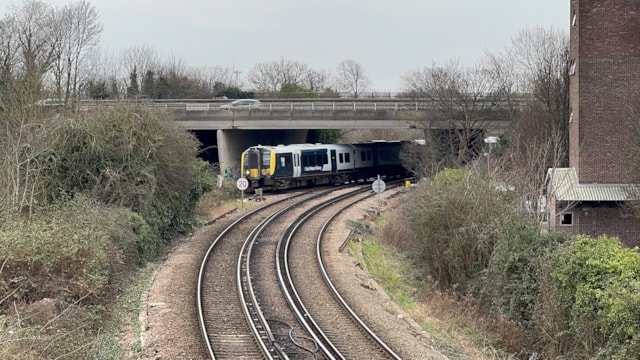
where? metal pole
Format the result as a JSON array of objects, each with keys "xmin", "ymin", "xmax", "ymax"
[{"xmin": 377, "ymin": 175, "xmax": 381, "ymax": 215}]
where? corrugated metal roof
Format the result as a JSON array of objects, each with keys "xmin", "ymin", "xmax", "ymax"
[{"xmin": 546, "ymin": 168, "xmax": 640, "ymax": 201}]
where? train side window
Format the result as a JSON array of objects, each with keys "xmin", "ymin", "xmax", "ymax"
[
  {"xmin": 323, "ymin": 154, "xmax": 328, "ymax": 164},
  {"xmin": 345, "ymin": 153, "xmax": 350, "ymax": 163},
  {"xmin": 339, "ymin": 153, "xmax": 344, "ymax": 163}
]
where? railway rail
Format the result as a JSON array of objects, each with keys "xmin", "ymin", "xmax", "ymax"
[
  {"xmin": 277, "ymin": 183, "xmax": 404, "ymax": 359},
  {"xmin": 197, "ymin": 189, "xmax": 316, "ymax": 359},
  {"xmin": 197, "ymin": 181, "xmax": 429, "ymax": 359}
]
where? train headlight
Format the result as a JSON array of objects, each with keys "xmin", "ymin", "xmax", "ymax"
[{"xmin": 245, "ymin": 169, "xmax": 250, "ymax": 176}]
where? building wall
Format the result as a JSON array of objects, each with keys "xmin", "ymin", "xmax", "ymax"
[
  {"xmin": 569, "ymin": 0, "xmax": 640, "ymax": 184},
  {"xmin": 556, "ymin": 202, "xmax": 640, "ymax": 248}
]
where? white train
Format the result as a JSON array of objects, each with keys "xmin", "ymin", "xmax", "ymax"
[{"xmin": 240, "ymin": 140, "xmax": 416, "ymax": 191}]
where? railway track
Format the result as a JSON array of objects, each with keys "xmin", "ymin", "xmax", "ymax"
[
  {"xmin": 198, "ymin": 187, "xmax": 354, "ymax": 359},
  {"xmin": 197, "ymin": 183, "xmax": 415, "ymax": 359},
  {"xmin": 197, "ymin": 190, "xmax": 317, "ymax": 359},
  {"xmin": 277, "ymin": 184, "xmax": 404, "ymax": 359}
]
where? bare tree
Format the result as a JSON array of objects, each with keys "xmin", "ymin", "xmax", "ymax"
[
  {"xmin": 479, "ymin": 26, "xmax": 570, "ymax": 224},
  {"xmin": 246, "ymin": 58, "xmax": 312, "ymax": 94},
  {"xmin": 508, "ymin": 26, "xmax": 570, "ymax": 166},
  {"xmin": 401, "ymin": 59, "xmax": 511, "ymax": 164},
  {"xmin": 305, "ymin": 68, "xmax": 332, "ymax": 93},
  {"xmin": 55, "ymin": 0, "xmax": 102, "ymax": 105},
  {"xmin": 0, "ymin": 16, "xmax": 18, "ymax": 76},
  {"xmin": 12, "ymin": 0, "xmax": 59, "ymax": 97},
  {"xmin": 335, "ymin": 59, "xmax": 371, "ymax": 98},
  {"xmin": 497, "ymin": 105, "xmax": 568, "ymax": 224},
  {"xmin": 48, "ymin": 0, "xmax": 102, "ymax": 104},
  {"xmin": 187, "ymin": 65, "xmax": 235, "ymax": 97},
  {"xmin": 164, "ymin": 51, "xmax": 186, "ymax": 77},
  {"xmin": 120, "ymin": 45, "xmax": 160, "ymax": 98},
  {"xmin": 82, "ymin": 48, "xmax": 120, "ymax": 98},
  {"xmin": 246, "ymin": 61, "xmax": 277, "ymax": 93},
  {"xmin": 0, "ymin": 14, "xmax": 19, "ymax": 103}
]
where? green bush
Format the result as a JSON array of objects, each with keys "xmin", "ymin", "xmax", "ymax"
[
  {"xmin": 36, "ymin": 105, "xmax": 212, "ymax": 242},
  {"xmin": 480, "ymin": 214, "xmax": 570, "ymax": 328},
  {"xmin": 548, "ymin": 235, "xmax": 640, "ymax": 357},
  {"xmin": 403, "ymin": 168, "xmax": 515, "ymax": 292},
  {"xmin": 0, "ymin": 198, "xmax": 166, "ymax": 359},
  {"xmin": 0, "ymin": 197, "xmax": 138, "ymax": 307},
  {"xmin": 118, "ymin": 209, "xmax": 162, "ymax": 263}
]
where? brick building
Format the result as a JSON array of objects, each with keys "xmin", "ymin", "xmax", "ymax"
[{"xmin": 546, "ymin": 0, "xmax": 640, "ymax": 247}]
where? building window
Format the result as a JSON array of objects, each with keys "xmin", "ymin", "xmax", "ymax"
[
  {"xmin": 572, "ymin": 10, "xmax": 576, "ymax": 26},
  {"xmin": 560, "ymin": 212, "xmax": 574, "ymax": 226},
  {"xmin": 569, "ymin": 59, "xmax": 576, "ymax": 75},
  {"xmin": 569, "ymin": 109, "xmax": 573, "ymax": 123}
]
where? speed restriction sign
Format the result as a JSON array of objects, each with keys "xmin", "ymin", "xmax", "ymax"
[
  {"xmin": 372, "ymin": 178, "xmax": 386, "ymax": 193},
  {"xmin": 236, "ymin": 177, "xmax": 249, "ymax": 191}
]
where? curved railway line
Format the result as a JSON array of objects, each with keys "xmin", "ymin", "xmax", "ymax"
[
  {"xmin": 277, "ymin": 185, "xmax": 403, "ymax": 359},
  {"xmin": 197, "ymin": 184, "xmax": 411, "ymax": 359},
  {"xmin": 197, "ymin": 189, "xmax": 315, "ymax": 359}
]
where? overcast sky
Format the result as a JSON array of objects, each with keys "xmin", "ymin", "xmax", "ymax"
[{"xmin": 3, "ymin": 0, "xmax": 570, "ymax": 92}]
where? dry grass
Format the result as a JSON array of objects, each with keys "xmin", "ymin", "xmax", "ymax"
[
  {"xmin": 373, "ymin": 191, "xmax": 527, "ymax": 359},
  {"xmin": 194, "ymin": 189, "xmax": 237, "ymax": 221},
  {"xmin": 411, "ymin": 287, "xmax": 526, "ymax": 359}
]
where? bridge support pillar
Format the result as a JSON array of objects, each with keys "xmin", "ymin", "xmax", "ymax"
[{"xmin": 217, "ymin": 129, "xmax": 308, "ymax": 179}]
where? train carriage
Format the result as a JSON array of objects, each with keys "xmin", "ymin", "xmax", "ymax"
[
  {"xmin": 241, "ymin": 140, "xmax": 415, "ymax": 191},
  {"xmin": 370, "ymin": 140, "xmax": 406, "ymax": 178}
]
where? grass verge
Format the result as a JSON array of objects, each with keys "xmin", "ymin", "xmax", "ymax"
[
  {"xmin": 347, "ymin": 215, "xmax": 517, "ymax": 360},
  {"xmin": 86, "ymin": 263, "xmax": 159, "ymax": 359}
]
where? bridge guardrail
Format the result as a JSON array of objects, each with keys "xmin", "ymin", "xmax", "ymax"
[{"xmin": 79, "ymin": 100, "xmax": 525, "ymax": 112}]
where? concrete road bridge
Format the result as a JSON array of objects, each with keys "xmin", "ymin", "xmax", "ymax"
[{"xmin": 78, "ymin": 98, "xmax": 520, "ymax": 175}]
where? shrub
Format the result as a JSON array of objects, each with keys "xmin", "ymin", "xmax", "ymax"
[
  {"xmin": 546, "ymin": 235, "xmax": 640, "ymax": 357},
  {"xmin": 35, "ymin": 105, "xmax": 212, "ymax": 241},
  {"xmin": 381, "ymin": 210, "xmax": 419, "ymax": 252},
  {"xmin": 0, "ymin": 197, "xmax": 138, "ymax": 307},
  {"xmin": 403, "ymin": 168, "xmax": 515, "ymax": 292},
  {"xmin": 480, "ymin": 214, "xmax": 570, "ymax": 328},
  {"xmin": 118, "ymin": 209, "xmax": 162, "ymax": 263}
]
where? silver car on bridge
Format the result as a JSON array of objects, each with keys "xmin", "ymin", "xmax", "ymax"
[{"xmin": 219, "ymin": 99, "xmax": 265, "ymax": 110}]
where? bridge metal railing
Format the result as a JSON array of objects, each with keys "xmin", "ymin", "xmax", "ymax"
[{"xmin": 77, "ymin": 98, "xmax": 529, "ymax": 113}]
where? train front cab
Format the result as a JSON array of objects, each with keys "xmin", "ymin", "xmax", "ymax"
[{"xmin": 242, "ymin": 146, "xmax": 272, "ymax": 188}]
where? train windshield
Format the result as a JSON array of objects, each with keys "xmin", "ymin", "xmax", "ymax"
[
  {"xmin": 261, "ymin": 149, "xmax": 271, "ymax": 167},
  {"xmin": 244, "ymin": 152, "xmax": 259, "ymax": 168}
]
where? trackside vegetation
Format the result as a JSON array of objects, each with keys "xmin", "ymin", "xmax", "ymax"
[
  {"xmin": 0, "ymin": 105, "xmax": 214, "ymax": 358},
  {"xmin": 391, "ymin": 168, "xmax": 640, "ymax": 359}
]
